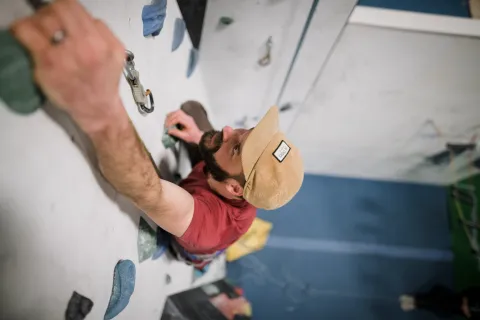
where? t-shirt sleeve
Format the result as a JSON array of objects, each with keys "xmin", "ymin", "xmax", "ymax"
[{"xmin": 178, "ymin": 192, "xmax": 226, "ymax": 251}]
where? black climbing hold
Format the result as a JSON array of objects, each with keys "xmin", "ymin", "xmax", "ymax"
[
  {"xmin": 219, "ymin": 17, "xmax": 234, "ymax": 25},
  {"xmin": 446, "ymin": 143, "xmax": 476, "ymax": 154},
  {"xmin": 279, "ymin": 103, "xmax": 292, "ymax": 112},
  {"xmin": 473, "ymin": 157, "xmax": 480, "ymax": 170},
  {"xmin": 165, "ymin": 274, "xmax": 171, "ymax": 284},
  {"xmin": 65, "ymin": 291, "xmax": 94, "ymax": 320}
]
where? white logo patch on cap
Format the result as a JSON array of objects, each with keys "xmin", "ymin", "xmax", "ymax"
[{"xmin": 273, "ymin": 140, "xmax": 291, "ymax": 163}]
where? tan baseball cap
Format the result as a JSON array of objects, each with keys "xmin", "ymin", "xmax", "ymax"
[{"xmin": 241, "ymin": 106, "xmax": 304, "ymax": 210}]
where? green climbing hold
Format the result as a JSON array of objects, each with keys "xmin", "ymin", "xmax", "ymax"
[
  {"xmin": 162, "ymin": 125, "xmax": 181, "ymax": 149},
  {"xmin": 0, "ymin": 30, "xmax": 44, "ymax": 114},
  {"xmin": 137, "ymin": 217, "xmax": 157, "ymax": 262},
  {"xmin": 219, "ymin": 17, "xmax": 234, "ymax": 26}
]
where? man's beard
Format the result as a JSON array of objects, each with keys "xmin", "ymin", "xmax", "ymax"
[
  {"xmin": 199, "ymin": 130, "xmax": 229, "ymax": 181},
  {"xmin": 199, "ymin": 130, "xmax": 223, "ymax": 156}
]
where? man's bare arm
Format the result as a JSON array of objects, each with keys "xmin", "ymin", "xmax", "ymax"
[
  {"xmin": 89, "ymin": 104, "xmax": 194, "ymax": 237},
  {"xmin": 11, "ymin": 0, "xmax": 193, "ymax": 237}
]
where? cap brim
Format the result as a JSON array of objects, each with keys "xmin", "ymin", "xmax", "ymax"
[{"xmin": 241, "ymin": 106, "xmax": 279, "ymax": 179}]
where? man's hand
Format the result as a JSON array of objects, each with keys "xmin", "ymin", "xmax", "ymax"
[
  {"xmin": 165, "ymin": 110, "xmax": 203, "ymax": 144},
  {"xmin": 11, "ymin": 0, "xmax": 126, "ymax": 134}
]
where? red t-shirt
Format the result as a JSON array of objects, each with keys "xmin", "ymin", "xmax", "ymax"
[{"xmin": 176, "ymin": 162, "xmax": 256, "ymax": 255}]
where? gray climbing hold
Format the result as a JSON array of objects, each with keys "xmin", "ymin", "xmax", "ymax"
[
  {"xmin": 137, "ymin": 217, "xmax": 157, "ymax": 262},
  {"xmin": 172, "ymin": 18, "xmax": 186, "ymax": 52}
]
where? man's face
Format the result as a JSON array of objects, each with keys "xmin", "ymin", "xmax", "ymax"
[{"xmin": 199, "ymin": 126, "xmax": 251, "ymax": 183}]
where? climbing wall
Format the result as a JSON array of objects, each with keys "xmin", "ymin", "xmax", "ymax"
[
  {"xmin": 286, "ymin": 22, "xmax": 480, "ymax": 185},
  {"xmin": 0, "ymin": 0, "xmax": 224, "ymax": 319},
  {"xmin": 198, "ymin": 0, "xmax": 313, "ymax": 128}
]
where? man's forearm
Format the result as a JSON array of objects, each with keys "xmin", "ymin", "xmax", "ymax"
[{"xmin": 86, "ymin": 103, "xmax": 162, "ymax": 210}]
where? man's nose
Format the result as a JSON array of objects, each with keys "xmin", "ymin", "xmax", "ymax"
[{"xmin": 222, "ymin": 126, "xmax": 233, "ymax": 142}]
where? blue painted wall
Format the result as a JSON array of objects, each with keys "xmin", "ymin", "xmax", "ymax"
[
  {"xmin": 228, "ymin": 174, "xmax": 452, "ymax": 320},
  {"xmin": 358, "ymin": 0, "xmax": 470, "ymax": 17}
]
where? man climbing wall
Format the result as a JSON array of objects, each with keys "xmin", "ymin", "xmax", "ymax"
[{"xmin": 10, "ymin": 0, "xmax": 304, "ymax": 270}]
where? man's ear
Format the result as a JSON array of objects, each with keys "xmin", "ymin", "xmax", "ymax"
[{"xmin": 225, "ymin": 179, "xmax": 244, "ymax": 198}]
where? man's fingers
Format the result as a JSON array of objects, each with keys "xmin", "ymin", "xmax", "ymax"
[
  {"xmin": 34, "ymin": 6, "xmax": 65, "ymax": 43},
  {"xmin": 93, "ymin": 19, "xmax": 125, "ymax": 64},
  {"xmin": 10, "ymin": 17, "xmax": 49, "ymax": 57},
  {"xmin": 50, "ymin": 0, "xmax": 92, "ymax": 38},
  {"xmin": 165, "ymin": 114, "xmax": 181, "ymax": 128},
  {"xmin": 168, "ymin": 129, "xmax": 187, "ymax": 140}
]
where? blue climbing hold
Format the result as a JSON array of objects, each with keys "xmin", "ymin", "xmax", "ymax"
[
  {"xmin": 104, "ymin": 260, "xmax": 136, "ymax": 320},
  {"xmin": 142, "ymin": 0, "xmax": 167, "ymax": 37},
  {"xmin": 193, "ymin": 264, "xmax": 210, "ymax": 280},
  {"xmin": 172, "ymin": 18, "xmax": 186, "ymax": 52},
  {"xmin": 187, "ymin": 48, "xmax": 199, "ymax": 78}
]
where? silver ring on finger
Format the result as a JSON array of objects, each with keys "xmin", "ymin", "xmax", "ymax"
[{"xmin": 51, "ymin": 29, "xmax": 66, "ymax": 45}]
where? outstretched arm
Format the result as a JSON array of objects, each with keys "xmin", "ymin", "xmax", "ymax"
[
  {"xmin": 89, "ymin": 105, "xmax": 194, "ymax": 236},
  {"xmin": 11, "ymin": 0, "xmax": 193, "ymax": 236}
]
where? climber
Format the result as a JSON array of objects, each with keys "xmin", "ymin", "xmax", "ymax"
[{"xmin": 10, "ymin": 0, "xmax": 304, "ymax": 269}]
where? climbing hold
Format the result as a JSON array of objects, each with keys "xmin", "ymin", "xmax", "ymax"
[
  {"xmin": 172, "ymin": 18, "xmax": 186, "ymax": 52},
  {"xmin": 161, "ymin": 127, "xmax": 178, "ymax": 149},
  {"xmin": 0, "ymin": 30, "xmax": 44, "ymax": 114},
  {"xmin": 104, "ymin": 260, "xmax": 136, "ymax": 320},
  {"xmin": 279, "ymin": 103, "xmax": 293, "ymax": 112},
  {"xmin": 187, "ymin": 48, "xmax": 199, "ymax": 78},
  {"xmin": 141, "ymin": 0, "xmax": 167, "ymax": 37},
  {"xmin": 137, "ymin": 217, "xmax": 157, "ymax": 262},
  {"xmin": 65, "ymin": 291, "xmax": 93, "ymax": 320},
  {"xmin": 193, "ymin": 264, "xmax": 210, "ymax": 280},
  {"xmin": 219, "ymin": 16, "xmax": 234, "ymax": 25},
  {"xmin": 474, "ymin": 158, "xmax": 480, "ymax": 169},
  {"xmin": 165, "ymin": 274, "xmax": 172, "ymax": 284}
]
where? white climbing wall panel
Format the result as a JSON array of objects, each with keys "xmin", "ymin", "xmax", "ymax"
[
  {"xmin": 199, "ymin": 0, "xmax": 313, "ymax": 127},
  {"xmin": 287, "ymin": 23, "xmax": 480, "ymax": 184},
  {"xmin": 0, "ymin": 1, "xmax": 224, "ymax": 319}
]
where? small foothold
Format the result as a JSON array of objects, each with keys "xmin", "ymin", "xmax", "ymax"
[
  {"xmin": 219, "ymin": 16, "xmax": 234, "ymax": 25},
  {"xmin": 165, "ymin": 274, "xmax": 171, "ymax": 284},
  {"xmin": 279, "ymin": 103, "xmax": 292, "ymax": 112},
  {"xmin": 186, "ymin": 48, "xmax": 199, "ymax": 78}
]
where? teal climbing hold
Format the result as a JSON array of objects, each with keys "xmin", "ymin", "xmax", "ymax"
[
  {"xmin": 161, "ymin": 126, "xmax": 178, "ymax": 149},
  {"xmin": 219, "ymin": 16, "xmax": 234, "ymax": 25},
  {"xmin": 0, "ymin": 30, "xmax": 44, "ymax": 114},
  {"xmin": 137, "ymin": 217, "xmax": 157, "ymax": 262}
]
